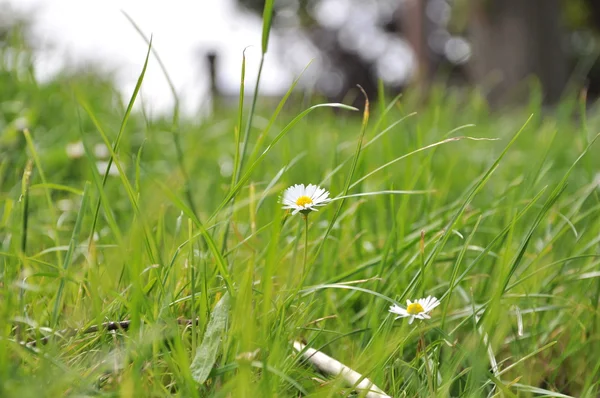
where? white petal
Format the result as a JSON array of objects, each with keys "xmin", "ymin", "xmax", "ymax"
[
  {"xmin": 427, "ymin": 297, "xmax": 441, "ymax": 312},
  {"xmin": 314, "ymin": 193, "xmax": 331, "ymax": 205},
  {"xmin": 283, "ymin": 188, "xmax": 297, "ymax": 201},
  {"xmin": 389, "ymin": 305, "xmax": 408, "ymax": 316},
  {"xmin": 426, "ymin": 298, "xmax": 435, "ymax": 310},
  {"xmin": 319, "ymin": 196, "xmax": 332, "ymax": 204},
  {"xmin": 282, "ymin": 198, "xmax": 296, "ymax": 206},
  {"xmin": 305, "ymin": 184, "xmax": 318, "ymax": 199},
  {"xmin": 408, "ymin": 316, "xmax": 415, "ymax": 324},
  {"xmin": 289, "ymin": 184, "xmax": 303, "ymax": 196},
  {"xmin": 313, "ymin": 188, "xmax": 327, "ymax": 201}
]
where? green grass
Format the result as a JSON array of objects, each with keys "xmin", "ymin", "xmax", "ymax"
[{"xmin": 2, "ymin": 16, "xmax": 600, "ymax": 398}]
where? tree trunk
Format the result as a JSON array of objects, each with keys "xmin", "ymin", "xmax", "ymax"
[{"xmin": 467, "ymin": 0, "xmax": 568, "ymax": 106}]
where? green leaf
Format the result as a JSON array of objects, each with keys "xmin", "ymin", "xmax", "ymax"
[{"xmin": 190, "ymin": 293, "xmax": 230, "ymax": 384}]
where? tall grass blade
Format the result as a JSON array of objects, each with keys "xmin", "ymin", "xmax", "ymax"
[
  {"xmin": 19, "ymin": 160, "xmax": 32, "ymax": 255},
  {"xmin": 51, "ymin": 181, "xmax": 91, "ymax": 327},
  {"xmin": 122, "ymin": 11, "xmax": 198, "ymax": 216},
  {"xmin": 261, "ymin": 0, "xmax": 274, "ymax": 53},
  {"xmin": 85, "ymin": 35, "xmax": 153, "ymax": 249}
]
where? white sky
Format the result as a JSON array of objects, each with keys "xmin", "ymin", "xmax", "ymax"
[{"xmin": 1, "ymin": 0, "xmax": 293, "ymax": 115}]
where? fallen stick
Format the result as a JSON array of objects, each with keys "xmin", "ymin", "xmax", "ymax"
[{"xmin": 293, "ymin": 341, "xmax": 391, "ymax": 398}]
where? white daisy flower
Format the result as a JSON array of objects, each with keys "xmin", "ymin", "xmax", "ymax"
[
  {"xmin": 389, "ymin": 296, "xmax": 441, "ymax": 324},
  {"xmin": 281, "ymin": 183, "xmax": 331, "ymax": 215}
]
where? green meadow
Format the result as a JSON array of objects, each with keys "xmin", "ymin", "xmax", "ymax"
[{"xmin": 2, "ymin": 10, "xmax": 600, "ymax": 398}]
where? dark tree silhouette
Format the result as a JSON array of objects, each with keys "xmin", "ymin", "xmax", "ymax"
[
  {"xmin": 466, "ymin": 0, "xmax": 567, "ymax": 105},
  {"xmin": 236, "ymin": 0, "xmax": 597, "ymax": 106}
]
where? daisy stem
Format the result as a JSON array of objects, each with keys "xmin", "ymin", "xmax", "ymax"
[
  {"xmin": 419, "ymin": 327, "xmax": 435, "ymax": 396},
  {"xmin": 302, "ymin": 214, "xmax": 309, "ymax": 282},
  {"xmin": 420, "ymin": 230, "xmax": 425, "ymax": 296}
]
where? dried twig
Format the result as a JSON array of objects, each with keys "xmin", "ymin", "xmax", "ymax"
[{"xmin": 293, "ymin": 341, "xmax": 391, "ymax": 398}]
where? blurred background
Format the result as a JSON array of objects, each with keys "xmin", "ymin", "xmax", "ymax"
[{"xmin": 2, "ymin": 0, "xmax": 600, "ymax": 114}]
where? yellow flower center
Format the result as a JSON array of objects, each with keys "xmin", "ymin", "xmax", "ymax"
[
  {"xmin": 406, "ymin": 303, "xmax": 424, "ymax": 315},
  {"xmin": 295, "ymin": 195, "xmax": 313, "ymax": 207}
]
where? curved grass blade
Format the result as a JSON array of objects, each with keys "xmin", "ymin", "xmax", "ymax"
[
  {"xmin": 350, "ymin": 134, "xmax": 497, "ymax": 190},
  {"xmin": 301, "ymin": 283, "xmax": 400, "ymax": 306}
]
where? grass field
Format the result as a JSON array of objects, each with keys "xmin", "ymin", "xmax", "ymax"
[{"xmin": 2, "ymin": 10, "xmax": 600, "ymax": 398}]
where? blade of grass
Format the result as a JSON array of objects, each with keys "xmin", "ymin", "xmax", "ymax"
[
  {"xmin": 236, "ymin": 0, "xmax": 274, "ymax": 182},
  {"xmin": 19, "ymin": 160, "xmax": 32, "ymax": 255},
  {"xmin": 22, "ymin": 130, "xmax": 62, "ymax": 263},
  {"xmin": 84, "ymin": 35, "xmax": 153, "ymax": 252},
  {"xmin": 51, "ymin": 181, "xmax": 90, "ymax": 327},
  {"xmin": 231, "ymin": 48, "xmax": 247, "ymax": 191},
  {"xmin": 78, "ymin": 97, "xmax": 159, "ymax": 266},
  {"xmin": 350, "ymin": 135, "xmax": 497, "ymax": 190},
  {"xmin": 78, "ymin": 136, "xmax": 124, "ymax": 245},
  {"xmin": 301, "ymin": 283, "xmax": 400, "ymax": 306}
]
